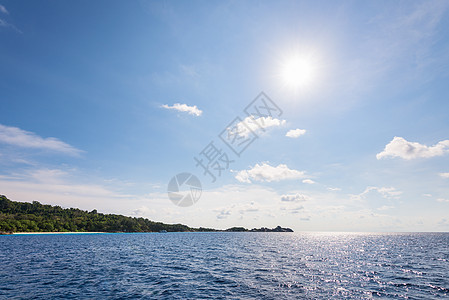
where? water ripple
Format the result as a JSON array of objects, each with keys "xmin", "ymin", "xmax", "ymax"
[{"xmin": 0, "ymin": 232, "xmax": 448, "ymax": 299}]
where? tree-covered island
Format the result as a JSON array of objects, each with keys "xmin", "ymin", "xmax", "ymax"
[{"xmin": 0, "ymin": 195, "xmax": 293, "ymax": 233}]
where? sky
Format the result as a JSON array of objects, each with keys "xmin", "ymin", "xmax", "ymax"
[{"xmin": 1, "ymin": 0, "xmax": 449, "ymax": 232}]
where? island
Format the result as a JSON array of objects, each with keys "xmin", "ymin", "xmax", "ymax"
[
  {"xmin": 0, "ymin": 195, "xmax": 293, "ymax": 233},
  {"xmin": 226, "ymin": 226, "xmax": 293, "ymax": 232}
]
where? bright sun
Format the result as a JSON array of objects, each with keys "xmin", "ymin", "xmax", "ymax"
[{"xmin": 280, "ymin": 55, "xmax": 316, "ymax": 89}]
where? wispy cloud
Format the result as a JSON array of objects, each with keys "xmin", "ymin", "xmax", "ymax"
[
  {"xmin": 133, "ymin": 206, "xmax": 157, "ymax": 217},
  {"xmin": 0, "ymin": 18, "xmax": 9, "ymax": 27},
  {"xmin": 161, "ymin": 103, "xmax": 202, "ymax": 116},
  {"xmin": 27, "ymin": 168, "xmax": 69, "ymax": 184},
  {"xmin": 179, "ymin": 64, "xmax": 199, "ymax": 77},
  {"xmin": 235, "ymin": 162, "xmax": 305, "ymax": 183},
  {"xmin": 368, "ymin": 1, "xmax": 449, "ymax": 77},
  {"xmin": 281, "ymin": 205, "xmax": 305, "ymax": 214},
  {"xmin": 377, "ymin": 205, "xmax": 395, "ymax": 211},
  {"xmin": 0, "ymin": 168, "xmax": 135, "ymax": 213},
  {"xmin": 352, "ymin": 186, "xmax": 402, "ymax": 200},
  {"xmin": 437, "ymin": 198, "xmax": 449, "ymax": 203},
  {"xmin": 238, "ymin": 202, "xmax": 260, "ymax": 214},
  {"xmin": 332, "ymin": 1, "xmax": 449, "ymax": 101},
  {"xmin": 0, "ymin": 124, "xmax": 83, "ymax": 156},
  {"xmin": 0, "ymin": 5, "xmax": 22, "ymax": 33},
  {"xmin": 327, "ymin": 187, "xmax": 342, "ymax": 191},
  {"xmin": 0, "ymin": 5, "xmax": 8, "ymax": 14},
  {"xmin": 213, "ymin": 201, "xmax": 261, "ymax": 221},
  {"xmin": 439, "ymin": 172, "xmax": 449, "ymax": 179},
  {"xmin": 286, "ymin": 128, "xmax": 306, "ymax": 138},
  {"xmin": 377, "ymin": 137, "xmax": 449, "ymax": 160},
  {"xmin": 437, "ymin": 218, "xmax": 449, "ymax": 227},
  {"xmin": 215, "ymin": 208, "xmax": 231, "ymax": 219}
]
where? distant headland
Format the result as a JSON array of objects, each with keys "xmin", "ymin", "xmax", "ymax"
[
  {"xmin": 225, "ymin": 226, "xmax": 293, "ymax": 232},
  {"xmin": 0, "ymin": 195, "xmax": 293, "ymax": 234}
]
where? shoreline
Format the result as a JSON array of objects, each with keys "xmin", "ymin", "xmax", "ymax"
[
  {"xmin": 12, "ymin": 232, "xmax": 105, "ymax": 235},
  {"xmin": 7, "ymin": 230, "xmax": 295, "ymax": 235}
]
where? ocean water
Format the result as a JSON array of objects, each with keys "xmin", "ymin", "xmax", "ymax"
[{"xmin": 0, "ymin": 232, "xmax": 448, "ymax": 299}]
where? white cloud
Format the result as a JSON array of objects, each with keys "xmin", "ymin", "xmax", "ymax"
[
  {"xmin": 377, "ymin": 205, "xmax": 395, "ymax": 211},
  {"xmin": 377, "ymin": 137, "xmax": 449, "ymax": 160},
  {"xmin": 161, "ymin": 103, "xmax": 202, "ymax": 116},
  {"xmin": 0, "ymin": 169, "xmax": 307, "ymax": 230},
  {"xmin": 438, "ymin": 218, "xmax": 449, "ymax": 227},
  {"xmin": 27, "ymin": 169, "xmax": 69, "ymax": 184},
  {"xmin": 179, "ymin": 64, "xmax": 199, "ymax": 77},
  {"xmin": 423, "ymin": 193, "xmax": 433, "ymax": 197},
  {"xmin": 327, "ymin": 187, "xmax": 342, "ymax": 191},
  {"xmin": 235, "ymin": 162, "xmax": 305, "ymax": 183},
  {"xmin": 0, "ymin": 18, "xmax": 20, "ymax": 33},
  {"xmin": 437, "ymin": 198, "xmax": 449, "ymax": 203},
  {"xmin": 281, "ymin": 205, "xmax": 304, "ymax": 214},
  {"xmin": 214, "ymin": 208, "xmax": 231, "ymax": 219},
  {"xmin": 286, "ymin": 128, "xmax": 306, "ymax": 138},
  {"xmin": 0, "ymin": 168, "xmax": 135, "ymax": 213},
  {"xmin": 0, "ymin": 18, "xmax": 9, "ymax": 28},
  {"xmin": 280, "ymin": 193, "xmax": 309, "ymax": 202},
  {"xmin": 0, "ymin": 124, "xmax": 83, "ymax": 156},
  {"xmin": 302, "ymin": 179, "xmax": 315, "ymax": 184},
  {"xmin": 238, "ymin": 202, "xmax": 260, "ymax": 214},
  {"xmin": 0, "ymin": 5, "xmax": 21, "ymax": 34},
  {"xmin": 133, "ymin": 206, "xmax": 157, "ymax": 217},
  {"xmin": 439, "ymin": 172, "xmax": 449, "ymax": 179},
  {"xmin": 0, "ymin": 5, "xmax": 8, "ymax": 14},
  {"xmin": 229, "ymin": 116, "xmax": 286, "ymax": 138},
  {"xmin": 352, "ymin": 186, "xmax": 402, "ymax": 200},
  {"xmin": 4, "ymin": 173, "xmax": 435, "ymax": 231}
]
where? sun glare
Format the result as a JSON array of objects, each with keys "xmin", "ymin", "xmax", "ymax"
[{"xmin": 280, "ymin": 54, "xmax": 317, "ymax": 90}]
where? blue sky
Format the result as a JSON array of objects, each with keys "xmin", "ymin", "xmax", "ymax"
[{"xmin": 1, "ymin": 0, "xmax": 449, "ymax": 231}]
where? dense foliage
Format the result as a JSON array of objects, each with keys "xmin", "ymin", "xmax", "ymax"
[{"xmin": 0, "ymin": 195, "xmax": 215, "ymax": 233}]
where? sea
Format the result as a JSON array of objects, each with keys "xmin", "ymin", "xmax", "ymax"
[{"xmin": 0, "ymin": 232, "xmax": 448, "ymax": 299}]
